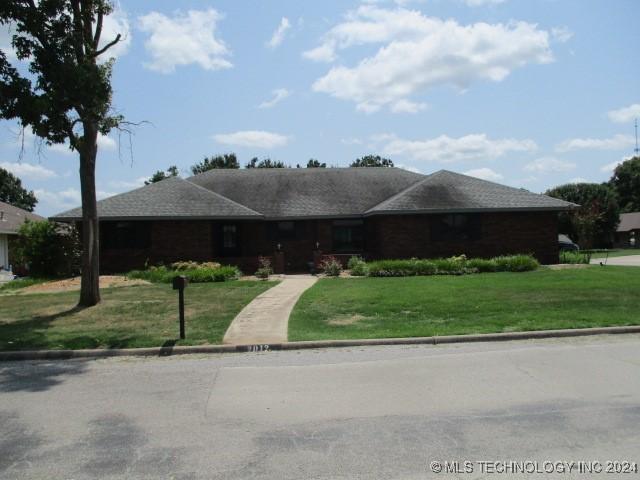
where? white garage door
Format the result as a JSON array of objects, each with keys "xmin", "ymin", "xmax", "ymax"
[{"xmin": 0, "ymin": 234, "xmax": 8, "ymax": 270}]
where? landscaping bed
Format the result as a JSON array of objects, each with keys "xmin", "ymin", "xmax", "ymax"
[
  {"xmin": 0, "ymin": 281, "xmax": 276, "ymax": 351},
  {"xmin": 289, "ymin": 266, "xmax": 640, "ymax": 341}
]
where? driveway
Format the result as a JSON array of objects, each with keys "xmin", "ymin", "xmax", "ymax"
[
  {"xmin": 591, "ymin": 254, "xmax": 640, "ymax": 266},
  {"xmin": 1, "ymin": 334, "xmax": 639, "ymax": 479}
]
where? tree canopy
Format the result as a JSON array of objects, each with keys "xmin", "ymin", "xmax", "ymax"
[
  {"xmin": 546, "ymin": 182, "xmax": 620, "ymax": 248},
  {"xmin": 0, "ymin": 0, "xmax": 127, "ymax": 306},
  {"xmin": 350, "ymin": 155, "xmax": 394, "ymax": 167},
  {"xmin": 146, "ymin": 165, "xmax": 179, "ymax": 184},
  {"xmin": 191, "ymin": 153, "xmax": 240, "ymax": 174},
  {"xmin": 245, "ymin": 157, "xmax": 287, "ymax": 168},
  {"xmin": 609, "ymin": 156, "xmax": 640, "ymax": 213},
  {"xmin": 305, "ymin": 159, "xmax": 326, "ymax": 168},
  {"xmin": 0, "ymin": 167, "xmax": 37, "ymax": 211}
]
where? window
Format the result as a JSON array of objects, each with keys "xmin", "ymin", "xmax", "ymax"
[
  {"xmin": 332, "ymin": 219, "xmax": 364, "ymax": 253},
  {"xmin": 219, "ymin": 224, "xmax": 240, "ymax": 256},
  {"xmin": 101, "ymin": 222, "xmax": 151, "ymax": 250},
  {"xmin": 277, "ymin": 221, "xmax": 296, "ymax": 240},
  {"xmin": 431, "ymin": 214, "xmax": 481, "ymax": 242}
]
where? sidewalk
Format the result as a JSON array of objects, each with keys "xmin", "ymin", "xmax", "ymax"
[{"xmin": 223, "ymin": 275, "xmax": 317, "ymax": 345}]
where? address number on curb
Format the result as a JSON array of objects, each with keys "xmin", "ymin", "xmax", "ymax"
[{"xmin": 247, "ymin": 344, "xmax": 270, "ymax": 352}]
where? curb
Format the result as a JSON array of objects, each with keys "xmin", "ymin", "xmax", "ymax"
[{"xmin": 2, "ymin": 325, "xmax": 640, "ymax": 362}]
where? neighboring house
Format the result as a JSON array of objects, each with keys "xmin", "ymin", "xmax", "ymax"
[
  {"xmin": 0, "ymin": 200, "xmax": 45, "ymax": 271},
  {"xmin": 52, "ymin": 168, "xmax": 576, "ymax": 273},
  {"xmin": 614, "ymin": 212, "xmax": 640, "ymax": 248}
]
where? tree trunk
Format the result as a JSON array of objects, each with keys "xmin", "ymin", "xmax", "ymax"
[{"xmin": 78, "ymin": 123, "xmax": 100, "ymax": 307}]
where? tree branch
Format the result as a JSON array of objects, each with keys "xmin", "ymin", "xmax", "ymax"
[
  {"xmin": 93, "ymin": 9, "xmax": 103, "ymax": 48},
  {"xmin": 93, "ymin": 34, "xmax": 121, "ymax": 57}
]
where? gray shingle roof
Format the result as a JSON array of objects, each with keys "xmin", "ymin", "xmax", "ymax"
[
  {"xmin": 52, "ymin": 176, "xmax": 262, "ymax": 221},
  {"xmin": 0, "ymin": 201, "xmax": 45, "ymax": 234},
  {"xmin": 51, "ymin": 168, "xmax": 575, "ymax": 221},
  {"xmin": 188, "ymin": 167, "xmax": 424, "ymax": 218},
  {"xmin": 367, "ymin": 170, "xmax": 576, "ymax": 214},
  {"xmin": 617, "ymin": 212, "xmax": 640, "ymax": 232}
]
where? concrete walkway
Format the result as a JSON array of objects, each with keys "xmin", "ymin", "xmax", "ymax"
[
  {"xmin": 223, "ymin": 275, "xmax": 317, "ymax": 345},
  {"xmin": 590, "ymin": 254, "xmax": 640, "ymax": 266}
]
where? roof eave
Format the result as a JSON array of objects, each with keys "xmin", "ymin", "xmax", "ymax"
[{"xmin": 365, "ymin": 206, "xmax": 576, "ymax": 216}]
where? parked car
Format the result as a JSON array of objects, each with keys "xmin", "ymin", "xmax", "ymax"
[{"xmin": 558, "ymin": 234, "xmax": 579, "ymax": 251}]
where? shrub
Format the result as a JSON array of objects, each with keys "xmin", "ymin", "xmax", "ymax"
[
  {"xmin": 559, "ymin": 251, "xmax": 591, "ymax": 264},
  {"xmin": 466, "ymin": 258, "xmax": 498, "ymax": 273},
  {"xmin": 432, "ymin": 256, "xmax": 468, "ymax": 275},
  {"xmin": 493, "ymin": 254, "xmax": 539, "ymax": 272},
  {"xmin": 347, "ymin": 256, "xmax": 368, "ymax": 276},
  {"xmin": 127, "ymin": 262, "xmax": 240, "ymax": 283},
  {"xmin": 320, "ymin": 256, "xmax": 342, "ymax": 276},
  {"xmin": 171, "ymin": 260, "xmax": 220, "ymax": 271},
  {"xmin": 255, "ymin": 257, "xmax": 273, "ymax": 280},
  {"xmin": 367, "ymin": 259, "xmax": 436, "ymax": 277},
  {"xmin": 12, "ymin": 220, "xmax": 80, "ymax": 277}
]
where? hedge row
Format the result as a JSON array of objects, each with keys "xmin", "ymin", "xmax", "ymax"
[
  {"xmin": 127, "ymin": 264, "xmax": 241, "ymax": 283},
  {"xmin": 348, "ymin": 254, "xmax": 539, "ymax": 277}
]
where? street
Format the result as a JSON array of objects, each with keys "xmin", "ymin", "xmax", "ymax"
[{"xmin": 1, "ymin": 335, "xmax": 639, "ymax": 479}]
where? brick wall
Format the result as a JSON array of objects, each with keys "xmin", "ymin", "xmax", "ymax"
[{"xmin": 99, "ymin": 212, "xmax": 560, "ymax": 273}]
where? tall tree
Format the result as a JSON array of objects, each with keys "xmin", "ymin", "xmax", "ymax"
[
  {"xmin": 546, "ymin": 183, "xmax": 620, "ymax": 248},
  {"xmin": 609, "ymin": 156, "xmax": 640, "ymax": 213},
  {"xmin": 245, "ymin": 157, "xmax": 287, "ymax": 168},
  {"xmin": 0, "ymin": 167, "xmax": 37, "ymax": 211},
  {"xmin": 350, "ymin": 155, "xmax": 394, "ymax": 167},
  {"xmin": 191, "ymin": 153, "xmax": 239, "ymax": 175},
  {"xmin": 145, "ymin": 165, "xmax": 179, "ymax": 185},
  {"xmin": 0, "ymin": 1, "xmax": 126, "ymax": 306},
  {"xmin": 306, "ymin": 158, "xmax": 326, "ymax": 168}
]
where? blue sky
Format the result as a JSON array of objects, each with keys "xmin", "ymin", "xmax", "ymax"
[{"xmin": 0, "ymin": 0, "xmax": 638, "ymax": 216}]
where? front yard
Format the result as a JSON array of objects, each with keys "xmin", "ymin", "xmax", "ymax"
[
  {"xmin": 0, "ymin": 281, "xmax": 276, "ymax": 351},
  {"xmin": 288, "ymin": 266, "xmax": 640, "ymax": 341}
]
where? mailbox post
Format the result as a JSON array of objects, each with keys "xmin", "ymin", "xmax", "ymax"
[{"xmin": 172, "ymin": 275, "xmax": 189, "ymax": 339}]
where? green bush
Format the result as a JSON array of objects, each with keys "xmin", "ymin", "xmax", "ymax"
[
  {"xmin": 366, "ymin": 254, "xmax": 537, "ymax": 277},
  {"xmin": 559, "ymin": 251, "xmax": 591, "ymax": 264},
  {"xmin": 320, "ymin": 256, "xmax": 342, "ymax": 276},
  {"xmin": 347, "ymin": 256, "xmax": 369, "ymax": 276},
  {"xmin": 466, "ymin": 258, "xmax": 498, "ymax": 272},
  {"xmin": 493, "ymin": 254, "xmax": 539, "ymax": 272},
  {"xmin": 13, "ymin": 220, "xmax": 80, "ymax": 277},
  {"xmin": 127, "ymin": 263, "xmax": 240, "ymax": 283}
]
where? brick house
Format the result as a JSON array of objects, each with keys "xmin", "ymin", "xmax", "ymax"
[
  {"xmin": 614, "ymin": 212, "xmax": 640, "ymax": 248},
  {"xmin": 0, "ymin": 200, "xmax": 45, "ymax": 273},
  {"xmin": 52, "ymin": 168, "xmax": 575, "ymax": 273}
]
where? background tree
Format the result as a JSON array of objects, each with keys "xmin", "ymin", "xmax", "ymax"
[
  {"xmin": 546, "ymin": 183, "xmax": 620, "ymax": 248},
  {"xmin": 245, "ymin": 157, "xmax": 287, "ymax": 168},
  {"xmin": 0, "ymin": 1, "xmax": 126, "ymax": 306},
  {"xmin": 0, "ymin": 167, "xmax": 37, "ymax": 211},
  {"xmin": 145, "ymin": 165, "xmax": 179, "ymax": 185},
  {"xmin": 350, "ymin": 155, "xmax": 394, "ymax": 167},
  {"xmin": 609, "ymin": 156, "xmax": 640, "ymax": 213},
  {"xmin": 306, "ymin": 158, "xmax": 326, "ymax": 168},
  {"xmin": 191, "ymin": 153, "xmax": 239, "ymax": 174}
]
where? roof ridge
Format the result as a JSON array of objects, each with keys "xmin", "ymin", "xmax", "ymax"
[
  {"xmin": 365, "ymin": 173, "xmax": 433, "ymax": 213},
  {"xmin": 182, "ymin": 177, "xmax": 264, "ymax": 216}
]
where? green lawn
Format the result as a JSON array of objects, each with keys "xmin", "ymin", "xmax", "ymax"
[
  {"xmin": 589, "ymin": 249, "xmax": 640, "ymax": 259},
  {"xmin": 289, "ymin": 266, "xmax": 640, "ymax": 341},
  {"xmin": 0, "ymin": 281, "xmax": 276, "ymax": 351}
]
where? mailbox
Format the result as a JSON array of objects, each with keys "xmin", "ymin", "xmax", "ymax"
[{"xmin": 172, "ymin": 275, "xmax": 189, "ymax": 290}]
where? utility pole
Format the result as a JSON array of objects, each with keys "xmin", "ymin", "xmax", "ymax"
[{"xmin": 635, "ymin": 118, "xmax": 639, "ymax": 156}]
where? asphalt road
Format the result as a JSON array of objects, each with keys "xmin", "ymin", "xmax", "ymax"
[{"xmin": 1, "ymin": 335, "xmax": 639, "ymax": 479}]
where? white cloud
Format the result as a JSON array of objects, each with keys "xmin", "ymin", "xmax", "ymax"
[
  {"xmin": 569, "ymin": 177, "xmax": 588, "ymax": 184},
  {"xmin": 524, "ymin": 156, "xmax": 576, "ymax": 173},
  {"xmin": 97, "ymin": 133, "xmax": 117, "ymax": 151},
  {"xmin": 0, "ymin": 161, "xmax": 58, "ymax": 180},
  {"xmin": 463, "ymin": 167, "xmax": 503, "ymax": 181},
  {"xmin": 258, "ymin": 88, "xmax": 291, "ymax": 109},
  {"xmin": 396, "ymin": 164, "xmax": 422, "ymax": 173},
  {"xmin": 551, "ymin": 26, "xmax": 573, "ymax": 43},
  {"xmin": 389, "ymin": 99, "xmax": 427, "ymax": 114},
  {"xmin": 305, "ymin": 6, "xmax": 553, "ymax": 112},
  {"xmin": 213, "ymin": 130, "xmax": 289, "ymax": 149},
  {"xmin": 557, "ymin": 134, "xmax": 635, "ymax": 152},
  {"xmin": 0, "ymin": 24, "xmax": 17, "ymax": 61},
  {"xmin": 34, "ymin": 188, "xmax": 81, "ymax": 211},
  {"xmin": 607, "ymin": 104, "xmax": 640, "ymax": 124},
  {"xmin": 267, "ymin": 17, "xmax": 291, "ymax": 49},
  {"xmin": 138, "ymin": 9, "xmax": 232, "ymax": 73},
  {"xmin": 600, "ymin": 156, "xmax": 633, "ymax": 173},
  {"xmin": 378, "ymin": 133, "xmax": 537, "ymax": 163},
  {"xmin": 341, "ymin": 137, "xmax": 363, "ymax": 145},
  {"xmin": 99, "ymin": 7, "xmax": 131, "ymax": 60}
]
